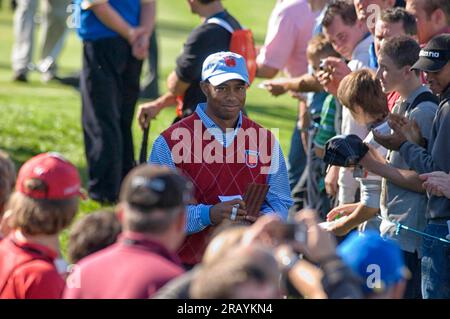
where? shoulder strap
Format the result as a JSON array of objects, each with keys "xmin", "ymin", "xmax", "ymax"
[
  {"xmin": 407, "ymin": 91, "xmax": 439, "ymax": 113},
  {"xmin": 207, "ymin": 17, "xmax": 234, "ymax": 33}
]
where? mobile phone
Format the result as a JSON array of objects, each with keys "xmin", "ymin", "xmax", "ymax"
[
  {"xmin": 272, "ymin": 222, "xmax": 308, "ymax": 244},
  {"xmin": 319, "ymin": 59, "xmax": 327, "ymax": 71},
  {"xmin": 373, "ymin": 121, "xmax": 392, "ymax": 136}
]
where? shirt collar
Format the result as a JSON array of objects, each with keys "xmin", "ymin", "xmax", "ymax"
[
  {"xmin": 9, "ymin": 233, "xmax": 59, "ymax": 260},
  {"xmin": 205, "ymin": 10, "xmax": 227, "ymax": 21},
  {"xmin": 352, "ymin": 32, "xmax": 373, "ymax": 60},
  {"xmin": 316, "ymin": 5, "xmax": 327, "ymax": 26},
  {"xmin": 404, "ymin": 85, "xmax": 431, "ymax": 105},
  {"xmin": 119, "ymin": 231, "xmax": 181, "ymax": 263}
]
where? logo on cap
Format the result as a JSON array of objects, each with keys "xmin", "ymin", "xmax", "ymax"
[
  {"xmin": 420, "ymin": 50, "xmax": 440, "ymax": 59},
  {"xmin": 224, "ymin": 56, "xmax": 236, "ymax": 67}
]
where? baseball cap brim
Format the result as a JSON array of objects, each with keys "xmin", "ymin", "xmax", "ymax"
[
  {"xmin": 411, "ymin": 57, "xmax": 448, "ymax": 72},
  {"xmin": 207, "ymin": 72, "xmax": 249, "ymax": 86}
]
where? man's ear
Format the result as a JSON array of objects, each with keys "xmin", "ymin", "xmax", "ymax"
[
  {"xmin": 116, "ymin": 204, "xmax": 124, "ymax": 224},
  {"xmin": 175, "ymin": 208, "xmax": 186, "ymax": 232},
  {"xmin": 199, "ymin": 81, "xmax": 210, "ymax": 97},
  {"xmin": 356, "ymin": 18, "xmax": 368, "ymax": 33},
  {"xmin": 431, "ymin": 8, "xmax": 447, "ymax": 29},
  {"xmin": 403, "ymin": 65, "xmax": 413, "ymax": 78}
]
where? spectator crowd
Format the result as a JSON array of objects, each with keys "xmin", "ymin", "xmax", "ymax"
[{"xmin": 1, "ymin": 0, "xmax": 450, "ymax": 300}]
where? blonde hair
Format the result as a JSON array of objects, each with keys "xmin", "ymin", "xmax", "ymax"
[
  {"xmin": 306, "ymin": 33, "xmax": 340, "ymax": 61},
  {"xmin": 7, "ymin": 191, "xmax": 78, "ymax": 235}
]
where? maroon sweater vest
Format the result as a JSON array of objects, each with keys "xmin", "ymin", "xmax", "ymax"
[{"xmin": 161, "ymin": 112, "xmax": 274, "ymax": 265}]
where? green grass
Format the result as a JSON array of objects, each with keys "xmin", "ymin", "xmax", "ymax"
[{"xmin": 0, "ymin": 1, "xmax": 299, "ymax": 255}]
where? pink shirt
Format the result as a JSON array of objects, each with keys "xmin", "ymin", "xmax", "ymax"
[
  {"xmin": 63, "ymin": 232, "xmax": 184, "ymax": 299},
  {"xmin": 257, "ymin": 0, "xmax": 317, "ymax": 77}
]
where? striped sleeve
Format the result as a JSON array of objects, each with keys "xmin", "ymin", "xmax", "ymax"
[
  {"xmin": 314, "ymin": 94, "xmax": 337, "ymax": 148},
  {"xmin": 149, "ymin": 135, "xmax": 176, "ymax": 168},
  {"xmin": 260, "ymin": 139, "xmax": 293, "ymax": 220}
]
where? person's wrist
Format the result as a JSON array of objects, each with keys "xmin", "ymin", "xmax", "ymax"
[
  {"xmin": 280, "ymin": 252, "xmax": 300, "ymax": 273},
  {"xmin": 315, "ymin": 253, "xmax": 340, "ymax": 265},
  {"xmin": 287, "ymin": 81, "xmax": 297, "ymax": 91},
  {"xmin": 201, "ymin": 205, "xmax": 213, "ymax": 227},
  {"xmin": 127, "ymin": 27, "xmax": 136, "ymax": 43}
]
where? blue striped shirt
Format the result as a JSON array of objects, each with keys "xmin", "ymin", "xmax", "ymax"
[{"xmin": 150, "ymin": 103, "xmax": 292, "ymax": 234}]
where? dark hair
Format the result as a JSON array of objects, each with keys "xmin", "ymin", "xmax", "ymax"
[
  {"xmin": 422, "ymin": 0, "xmax": 450, "ymax": 24},
  {"xmin": 67, "ymin": 210, "xmax": 122, "ymax": 263},
  {"xmin": 124, "ymin": 204, "xmax": 182, "ymax": 234},
  {"xmin": 380, "ymin": 7, "xmax": 417, "ymax": 36},
  {"xmin": 198, "ymin": 0, "xmax": 218, "ymax": 4},
  {"xmin": 338, "ymin": 69, "xmax": 388, "ymax": 118},
  {"xmin": 380, "ymin": 36, "xmax": 421, "ymax": 72},
  {"xmin": 322, "ymin": 0, "xmax": 358, "ymax": 28}
]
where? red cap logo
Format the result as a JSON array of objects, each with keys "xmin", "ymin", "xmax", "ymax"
[{"xmin": 224, "ymin": 56, "xmax": 236, "ymax": 67}]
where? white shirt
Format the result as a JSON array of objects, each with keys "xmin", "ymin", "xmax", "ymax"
[{"xmin": 338, "ymin": 33, "xmax": 373, "ymax": 205}]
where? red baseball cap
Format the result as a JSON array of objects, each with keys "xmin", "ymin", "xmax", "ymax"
[{"xmin": 16, "ymin": 152, "xmax": 85, "ymax": 200}]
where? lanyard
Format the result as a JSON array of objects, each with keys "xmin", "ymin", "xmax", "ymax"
[{"xmin": 376, "ymin": 216, "xmax": 450, "ymax": 245}]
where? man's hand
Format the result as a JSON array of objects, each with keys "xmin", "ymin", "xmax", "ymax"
[
  {"xmin": 317, "ymin": 69, "xmax": 339, "ymax": 96},
  {"xmin": 322, "ymin": 57, "xmax": 351, "ymax": 83},
  {"xmin": 325, "ymin": 165, "xmax": 339, "ymax": 197},
  {"xmin": 240, "ymin": 214, "xmax": 282, "ymax": 248},
  {"xmin": 420, "ymin": 171, "xmax": 450, "ymax": 198},
  {"xmin": 132, "ymin": 33, "xmax": 150, "ymax": 60},
  {"xmin": 293, "ymin": 209, "xmax": 338, "ymax": 263},
  {"xmin": 373, "ymin": 126, "xmax": 407, "ymax": 151},
  {"xmin": 316, "ymin": 57, "xmax": 351, "ymax": 97},
  {"xmin": 127, "ymin": 26, "xmax": 148, "ymax": 46},
  {"xmin": 388, "ymin": 113, "xmax": 425, "ymax": 147},
  {"xmin": 137, "ymin": 100, "xmax": 164, "ymax": 130},
  {"xmin": 326, "ymin": 203, "xmax": 357, "ymax": 221},
  {"xmin": 262, "ymin": 79, "xmax": 292, "ymax": 97},
  {"xmin": 210, "ymin": 199, "xmax": 252, "ymax": 225}
]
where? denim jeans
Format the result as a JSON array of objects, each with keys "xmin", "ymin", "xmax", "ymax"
[{"xmin": 421, "ymin": 222, "xmax": 450, "ymax": 299}]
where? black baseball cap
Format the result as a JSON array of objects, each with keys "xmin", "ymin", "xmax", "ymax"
[
  {"xmin": 411, "ymin": 34, "xmax": 450, "ymax": 73},
  {"xmin": 323, "ymin": 134, "xmax": 369, "ymax": 168},
  {"xmin": 120, "ymin": 164, "xmax": 194, "ymax": 212}
]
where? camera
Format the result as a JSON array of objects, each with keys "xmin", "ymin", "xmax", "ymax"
[
  {"xmin": 319, "ymin": 59, "xmax": 327, "ymax": 71},
  {"xmin": 272, "ymin": 222, "xmax": 308, "ymax": 244}
]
